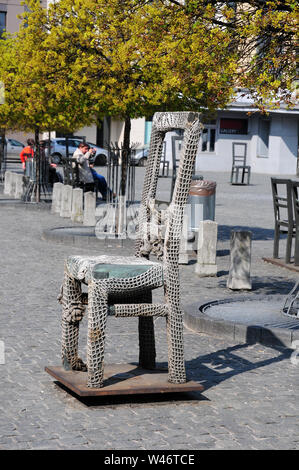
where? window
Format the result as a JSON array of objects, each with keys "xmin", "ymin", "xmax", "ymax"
[
  {"xmin": 220, "ymin": 118, "xmax": 248, "ymax": 135},
  {"xmin": 257, "ymin": 118, "xmax": 270, "ymax": 158},
  {"xmin": 200, "ymin": 120, "xmax": 216, "ymax": 152},
  {"xmin": 0, "ymin": 12, "xmax": 6, "ymax": 38},
  {"xmin": 9, "ymin": 139, "xmax": 23, "ymax": 147}
]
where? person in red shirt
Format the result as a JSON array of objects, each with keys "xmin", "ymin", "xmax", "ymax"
[{"xmin": 20, "ymin": 138, "xmax": 35, "ymax": 170}]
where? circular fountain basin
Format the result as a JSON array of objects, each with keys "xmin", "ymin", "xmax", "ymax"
[{"xmin": 184, "ymin": 295, "xmax": 299, "ymax": 349}]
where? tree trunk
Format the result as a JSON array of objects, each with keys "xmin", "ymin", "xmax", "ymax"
[
  {"xmin": 0, "ymin": 128, "xmax": 5, "ymax": 177},
  {"xmin": 35, "ymin": 127, "xmax": 40, "ymax": 203},
  {"xmin": 120, "ymin": 116, "xmax": 131, "ymax": 197},
  {"xmin": 116, "ymin": 116, "xmax": 131, "ymax": 236}
]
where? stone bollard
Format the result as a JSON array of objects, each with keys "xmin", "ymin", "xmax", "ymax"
[
  {"xmin": 71, "ymin": 187, "xmax": 84, "ymax": 223},
  {"xmin": 10, "ymin": 172, "xmax": 17, "ymax": 197},
  {"xmin": 60, "ymin": 184, "xmax": 73, "ymax": 218},
  {"xmin": 195, "ymin": 220, "xmax": 218, "ymax": 277},
  {"xmin": 51, "ymin": 182, "xmax": 63, "ymax": 214},
  {"xmin": 83, "ymin": 191, "xmax": 96, "ymax": 226},
  {"xmin": 14, "ymin": 174, "xmax": 25, "ymax": 199},
  {"xmin": 4, "ymin": 171, "xmax": 12, "ymax": 195},
  {"xmin": 227, "ymin": 230, "xmax": 252, "ymax": 290}
]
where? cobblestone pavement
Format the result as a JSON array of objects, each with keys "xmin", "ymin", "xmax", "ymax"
[{"xmin": 0, "ymin": 170, "xmax": 298, "ymax": 450}]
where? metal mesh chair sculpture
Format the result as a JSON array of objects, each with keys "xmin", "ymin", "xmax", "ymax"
[{"xmin": 58, "ymin": 112, "xmax": 202, "ymax": 388}]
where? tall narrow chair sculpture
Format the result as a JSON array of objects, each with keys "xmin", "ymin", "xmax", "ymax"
[
  {"xmin": 230, "ymin": 142, "xmax": 251, "ymax": 185},
  {"xmin": 271, "ymin": 177, "xmax": 296, "ymax": 264},
  {"xmin": 291, "ymin": 180, "xmax": 299, "ymax": 266},
  {"xmin": 57, "ymin": 112, "xmax": 202, "ymax": 389}
]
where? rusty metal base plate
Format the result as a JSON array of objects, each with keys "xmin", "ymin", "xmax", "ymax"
[
  {"xmin": 45, "ymin": 364, "xmax": 204, "ymax": 397},
  {"xmin": 263, "ymin": 257, "xmax": 299, "ymax": 273}
]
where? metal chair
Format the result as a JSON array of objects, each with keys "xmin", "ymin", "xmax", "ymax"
[
  {"xmin": 291, "ymin": 180, "xmax": 299, "ymax": 266},
  {"xmin": 271, "ymin": 177, "xmax": 296, "ymax": 264},
  {"xmin": 230, "ymin": 142, "xmax": 251, "ymax": 185},
  {"xmin": 58, "ymin": 112, "xmax": 202, "ymax": 388}
]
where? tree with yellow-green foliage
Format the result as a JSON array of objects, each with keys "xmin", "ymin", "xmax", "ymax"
[
  {"xmin": 0, "ymin": 0, "xmax": 297, "ymax": 197},
  {"xmin": 0, "ymin": 1, "xmax": 96, "ymax": 199},
  {"xmin": 165, "ymin": 0, "xmax": 298, "ymax": 111}
]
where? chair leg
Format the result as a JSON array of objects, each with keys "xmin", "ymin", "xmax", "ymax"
[
  {"xmin": 273, "ymin": 225, "xmax": 280, "ymax": 259},
  {"xmin": 295, "ymin": 230, "xmax": 299, "ymax": 266},
  {"xmin": 285, "ymin": 230, "xmax": 293, "ymax": 264},
  {"xmin": 138, "ymin": 290, "xmax": 156, "ymax": 369},
  {"xmin": 87, "ymin": 280, "xmax": 108, "ymax": 388},
  {"xmin": 165, "ymin": 270, "xmax": 186, "ymax": 384},
  {"xmin": 61, "ymin": 271, "xmax": 86, "ymax": 371}
]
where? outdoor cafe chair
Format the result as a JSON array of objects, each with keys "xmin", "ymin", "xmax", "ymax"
[{"xmin": 58, "ymin": 112, "xmax": 202, "ymax": 388}]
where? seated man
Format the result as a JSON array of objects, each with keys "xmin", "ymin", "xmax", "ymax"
[{"xmin": 73, "ymin": 142, "xmax": 96, "ymax": 192}]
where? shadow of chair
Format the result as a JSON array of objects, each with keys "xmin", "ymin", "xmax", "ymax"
[
  {"xmin": 271, "ymin": 177, "xmax": 296, "ymax": 264},
  {"xmin": 230, "ymin": 142, "xmax": 251, "ymax": 185},
  {"xmin": 58, "ymin": 112, "xmax": 202, "ymax": 388}
]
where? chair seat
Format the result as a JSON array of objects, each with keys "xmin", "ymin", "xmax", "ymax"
[{"xmin": 65, "ymin": 255, "xmax": 164, "ymax": 290}]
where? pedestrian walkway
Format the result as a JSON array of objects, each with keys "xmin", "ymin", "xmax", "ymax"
[{"xmin": 0, "ymin": 170, "xmax": 298, "ymax": 450}]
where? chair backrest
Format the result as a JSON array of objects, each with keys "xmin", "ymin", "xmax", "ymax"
[
  {"xmin": 232, "ymin": 142, "xmax": 247, "ymax": 166},
  {"xmin": 270, "ymin": 177, "xmax": 294, "ymax": 226},
  {"xmin": 136, "ymin": 112, "xmax": 202, "ymax": 263}
]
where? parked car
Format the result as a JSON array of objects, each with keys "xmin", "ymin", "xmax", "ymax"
[
  {"xmin": 46, "ymin": 137, "xmax": 108, "ymax": 165},
  {"xmin": 0, "ymin": 137, "xmax": 25, "ymax": 160},
  {"xmin": 131, "ymin": 146, "xmax": 148, "ymax": 166}
]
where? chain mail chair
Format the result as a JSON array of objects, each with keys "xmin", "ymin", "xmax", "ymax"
[{"xmin": 58, "ymin": 112, "xmax": 202, "ymax": 388}]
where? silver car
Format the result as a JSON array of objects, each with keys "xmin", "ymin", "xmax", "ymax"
[
  {"xmin": 48, "ymin": 137, "xmax": 108, "ymax": 165},
  {"xmin": 0, "ymin": 137, "xmax": 25, "ymax": 160}
]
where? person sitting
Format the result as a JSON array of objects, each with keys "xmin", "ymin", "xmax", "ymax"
[{"xmin": 72, "ymin": 142, "xmax": 96, "ymax": 193}]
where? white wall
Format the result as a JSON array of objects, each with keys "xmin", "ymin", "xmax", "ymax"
[{"xmin": 195, "ymin": 112, "xmax": 298, "ymax": 176}]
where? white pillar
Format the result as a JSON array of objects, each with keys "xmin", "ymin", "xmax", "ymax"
[
  {"xmin": 51, "ymin": 182, "xmax": 63, "ymax": 214},
  {"xmin": 83, "ymin": 191, "xmax": 96, "ymax": 226},
  {"xmin": 71, "ymin": 187, "xmax": 84, "ymax": 223},
  {"xmin": 227, "ymin": 230, "xmax": 252, "ymax": 290},
  {"xmin": 60, "ymin": 184, "xmax": 73, "ymax": 218},
  {"xmin": 195, "ymin": 220, "xmax": 218, "ymax": 277},
  {"xmin": 14, "ymin": 174, "xmax": 24, "ymax": 199},
  {"xmin": 9, "ymin": 172, "xmax": 17, "ymax": 197},
  {"xmin": 4, "ymin": 171, "xmax": 12, "ymax": 195}
]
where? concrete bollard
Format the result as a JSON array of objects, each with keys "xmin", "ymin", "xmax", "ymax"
[
  {"xmin": 83, "ymin": 191, "xmax": 96, "ymax": 226},
  {"xmin": 227, "ymin": 230, "xmax": 252, "ymax": 290},
  {"xmin": 195, "ymin": 220, "xmax": 218, "ymax": 277},
  {"xmin": 4, "ymin": 171, "xmax": 12, "ymax": 195},
  {"xmin": 71, "ymin": 187, "xmax": 84, "ymax": 223},
  {"xmin": 51, "ymin": 182, "xmax": 63, "ymax": 214},
  {"xmin": 9, "ymin": 172, "xmax": 17, "ymax": 197},
  {"xmin": 60, "ymin": 184, "xmax": 73, "ymax": 218},
  {"xmin": 14, "ymin": 174, "xmax": 24, "ymax": 199}
]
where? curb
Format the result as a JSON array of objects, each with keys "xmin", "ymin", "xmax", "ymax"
[
  {"xmin": 0, "ymin": 197, "xmax": 52, "ymax": 212},
  {"xmin": 42, "ymin": 226, "xmax": 134, "ymax": 249},
  {"xmin": 183, "ymin": 301, "xmax": 299, "ymax": 349}
]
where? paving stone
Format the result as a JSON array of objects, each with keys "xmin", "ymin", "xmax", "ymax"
[{"xmin": 0, "ymin": 170, "xmax": 299, "ymax": 450}]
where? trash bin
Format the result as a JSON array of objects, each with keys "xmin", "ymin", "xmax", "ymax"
[{"xmin": 187, "ymin": 179, "xmax": 216, "ymax": 231}]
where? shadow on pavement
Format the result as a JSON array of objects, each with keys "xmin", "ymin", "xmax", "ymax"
[{"xmin": 218, "ymin": 225, "xmax": 275, "ymax": 241}]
